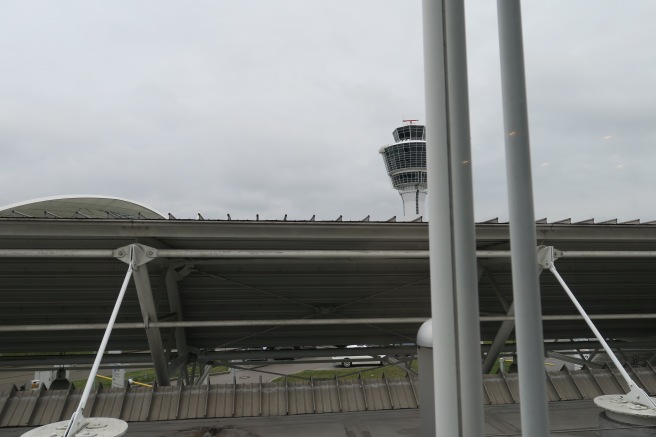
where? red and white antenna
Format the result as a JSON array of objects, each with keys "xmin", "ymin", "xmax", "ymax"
[{"xmin": 403, "ymin": 119, "xmax": 419, "ymax": 125}]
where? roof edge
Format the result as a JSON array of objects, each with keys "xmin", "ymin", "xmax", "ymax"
[{"xmin": 0, "ymin": 195, "xmax": 166, "ymax": 219}]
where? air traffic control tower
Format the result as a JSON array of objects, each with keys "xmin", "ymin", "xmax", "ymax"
[{"xmin": 379, "ymin": 121, "xmax": 427, "ymax": 220}]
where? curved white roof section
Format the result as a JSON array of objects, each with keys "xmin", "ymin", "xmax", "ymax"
[{"xmin": 0, "ymin": 195, "xmax": 166, "ymax": 219}]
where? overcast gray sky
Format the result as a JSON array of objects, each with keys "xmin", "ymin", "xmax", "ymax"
[{"xmin": 1, "ymin": 1, "xmax": 655, "ymax": 222}]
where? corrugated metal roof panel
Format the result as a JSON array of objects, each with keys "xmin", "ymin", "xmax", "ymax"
[
  {"xmin": 501, "ymin": 373, "xmax": 521, "ymax": 403},
  {"xmin": 635, "ymin": 366, "xmax": 656, "ymax": 395},
  {"xmin": 0, "ymin": 386, "xmax": 17, "ymax": 426},
  {"xmin": 148, "ymin": 385, "xmax": 177, "ymax": 421},
  {"xmin": 588, "ymin": 368, "xmax": 622, "ymax": 394},
  {"xmin": 6, "ymin": 368, "xmax": 656, "ymax": 428},
  {"xmin": 334, "ymin": 379, "xmax": 358, "ymax": 413},
  {"xmin": 261, "ymin": 381, "xmax": 286, "ymax": 416},
  {"xmin": 235, "ymin": 383, "xmax": 262, "ymax": 417},
  {"xmin": 121, "ymin": 386, "xmax": 152, "ymax": 422},
  {"xmin": 312, "ymin": 379, "xmax": 339, "ymax": 413},
  {"xmin": 177, "ymin": 384, "xmax": 206, "ymax": 420},
  {"xmin": 548, "ymin": 372, "xmax": 581, "ymax": 400},
  {"xmin": 481, "ymin": 367, "xmax": 656, "ymax": 406},
  {"xmin": 482, "ymin": 375, "xmax": 514, "ymax": 405},
  {"xmin": 287, "ymin": 381, "xmax": 314, "ymax": 415},
  {"xmin": 30, "ymin": 386, "xmax": 70, "ymax": 426},
  {"xmin": 544, "ymin": 373, "xmax": 562, "ymax": 401},
  {"xmin": 568, "ymin": 369, "xmax": 602, "ymax": 398},
  {"xmin": 386, "ymin": 378, "xmax": 418, "ymax": 409},
  {"xmin": 0, "ymin": 376, "xmax": 425, "ymax": 427},
  {"xmin": 1, "ymin": 388, "xmax": 41, "ymax": 427},
  {"xmin": 206, "ymin": 384, "xmax": 232, "ymax": 419}
]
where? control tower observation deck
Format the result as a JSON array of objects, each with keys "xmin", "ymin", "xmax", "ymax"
[{"xmin": 379, "ymin": 121, "xmax": 427, "ymax": 220}]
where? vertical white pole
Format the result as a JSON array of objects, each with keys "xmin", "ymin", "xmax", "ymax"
[
  {"xmin": 422, "ymin": 0, "xmax": 461, "ymax": 434},
  {"xmin": 443, "ymin": 0, "xmax": 486, "ymax": 434},
  {"xmin": 423, "ymin": 0, "xmax": 485, "ymax": 434},
  {"xmin": 497, "ymin": 1, "xmax": 550, "ymax": 435}
]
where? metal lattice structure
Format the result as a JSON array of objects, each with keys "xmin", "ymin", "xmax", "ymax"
[{"xmin": 1, "ymin": 214, "xmax": 656, "ymax": 385}]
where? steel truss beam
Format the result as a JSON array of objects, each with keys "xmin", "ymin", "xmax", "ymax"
[
  {"xmin": 164, "ymin": 265, "xmax": 191, "ymax": 378},
  {"xmin": 481, "ymin": 267, "xmax": 515, "ymax": 373},
  {"xmin": 194, "ymin": 364, "xmax": 213, "ymax": 385},
  {"xmin": 5, "ymin": 247, "xmax": 656, "ymax": 259},
  {"xmin": 546, "ymin": 351, "xmax": 604, "ymax": 369},
  {"xmin": 482, "ymin": 303, "xmax": 515, "ymax": 374},
  {"xmin": 125, "ymin": 245, "xmax": 170, "ymax": 386},
  {"xmin": 1, "ymin": 313, "xmax": 655, "ymax": 333},
  {"xmin": 4, "ymin": 340, "xmax": 654, "ymax": 369}
]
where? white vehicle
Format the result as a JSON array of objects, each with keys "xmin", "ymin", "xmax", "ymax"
[{"xmin": 332, "ymin": 345, "xmax": 385, "ymax": 368}]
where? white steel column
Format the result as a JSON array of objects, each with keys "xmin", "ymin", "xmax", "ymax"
[
  {"xmin": 423, "ymin": 0, "xmax": 460, "ymax": 433},
  {"xmin": 423, "ymin": 0, "xmax": 485, "ymax": 434},
  {"xmin": 443, "ymin": 1, "xmax": 486, "ymax": 435},
  {"xmin": 497, "ymin": 1, "xmax": 550, "ymax": 435}
]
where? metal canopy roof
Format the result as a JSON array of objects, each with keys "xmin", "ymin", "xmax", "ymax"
[{"xmin": 1, "ymin": 217, "xmax": 655, "ymax": 374}]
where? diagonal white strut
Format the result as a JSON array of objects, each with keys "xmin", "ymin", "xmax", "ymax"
[
  {"xmin": 62, "ymin": 246, "xmax": 135, "ymax": 437},
  {"xmin": 548, "ymin": 261, "xmax": 656, "ymax": 410}
]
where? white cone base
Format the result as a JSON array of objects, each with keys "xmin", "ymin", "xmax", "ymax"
[
  {"xmin": 595, "ymin": 395, "xmax": 656, "ymax": 427},
  {"xmin": 21, "ymin": 417, "xmax": 128, "ymax": 437}
]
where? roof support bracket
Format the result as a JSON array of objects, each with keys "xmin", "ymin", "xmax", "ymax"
[
  {"xmin": 537, "ymin": 245, "xmax": 562, "ymax": 271},
  {"xmin": 114, "ymin": 243, "xmax": 158, "ymax": 267}
]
